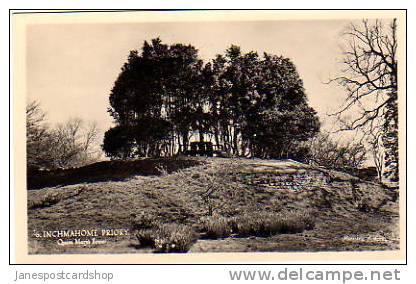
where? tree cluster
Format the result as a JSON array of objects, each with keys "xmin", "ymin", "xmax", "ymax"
[{"xmin": 104, "ymin": 39, "xmax": 320, "ymax": 159}]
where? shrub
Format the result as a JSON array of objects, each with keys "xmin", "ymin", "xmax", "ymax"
[
  {"xmin": 199, "ymin": 216, "xmax": 232, "ymax": 239},
  {"xmin": 153, "ymin": 224, "xmax": 198, "ymax": 253},
  {"xmin": 132, "ymin": 214, "xmax": 160, "ymax": 248},
  {"xmin": 135, "ymin": 223, "xmax": 197, "ymax": 253},
  {"xmin": 131, "ymin": 213, "xmax": 159, "ymax": 231},
  {"xmin": 136, "ymin": 229, "xmax": 156, "ymax": 247}
]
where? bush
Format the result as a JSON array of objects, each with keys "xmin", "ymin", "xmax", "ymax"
[
  {"xmin": 136, "ymin": 229, "xmax": 156, "ymax": 247},
  {"xmin": 153, "ymin": 224, "xmax": 198, "ymax": 253},
  {"xmin": 132, "ymin": 214, "xmax": 159, "ymax": 248},
  {"xmin": 135, "ymin": 223, "xmax": 197, "ymax": 253}
]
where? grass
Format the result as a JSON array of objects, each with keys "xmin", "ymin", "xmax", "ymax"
[
  {"xmin": 28, "ymin": 193, "xmax": 62, "ymax": 209},
  {"xmin": 27, "ymin": 157, "xmax": 201, "ymax": 189},
  {"xmin": 131, "ymin": 213, "xmax": 159, "ymax": 230},
  {"xmin": 199, "ymin": 210, "xmax": 315, "ymax": 239},
  {"xmin": 232, "ymin": 211, "xmax": 315, "ymax": 237},
  {"xmin": 28, "ymin": 186, "xmax": 86, "ymax": 209},
  {"xmin": 199, "ymin": 216, "xmax": 232, "ymax": 239}
]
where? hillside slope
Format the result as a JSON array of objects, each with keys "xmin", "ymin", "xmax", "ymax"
[{"xmin": 27, "ymin": 158, "xmax": 399, "ymax": 254}]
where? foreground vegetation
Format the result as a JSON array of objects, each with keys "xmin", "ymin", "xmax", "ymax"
[{"xmin": 27, "ymin": 157, "xmax": 399, "ymax": 254}]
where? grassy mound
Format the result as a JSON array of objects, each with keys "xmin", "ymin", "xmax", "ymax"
[{"xmin": 27, "ymin": 158, "xmax": 399, "ymax": 254}]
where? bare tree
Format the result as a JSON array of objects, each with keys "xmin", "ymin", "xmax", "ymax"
[
  {"xmin": 26, "ymin": 101, "xmax": 55, "ymax": 169},
  {"xmin": 305, "ymin": 133, "xmax": 367, "ymax": 174},
  {"xmin": 26, "ymin": 101, "xmax": 101, "ymax": 170},
  {"xmin": 83, "ymin": 121, "xmax": 98, "ymax": 152},
  {"xmin": 367, "ymin": 131, "xmax": 384, "ymax": 183},
  {"xmin": 51, "ymin": 119, "xmax": 83, "ymax": 168},
  {"xmin": 331, "ymin": 19, "xmax": 398, "ymax": 184},
  {"xmin": 51, "ymin": 118, "xmax": 100, "ymax": 168}
]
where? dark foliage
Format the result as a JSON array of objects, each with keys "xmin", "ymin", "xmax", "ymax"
[
  {"xmin": 104, "ymin": 38, "xmax": 320, "ymax": 159},
  {"xmin": 103, "ymin": 118, "xmax": 173, "ymax": 158}
]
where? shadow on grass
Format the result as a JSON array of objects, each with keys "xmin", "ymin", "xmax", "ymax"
[{"xmin": 27, "ymin": 158, "xmax": 201, "ymax": 190}]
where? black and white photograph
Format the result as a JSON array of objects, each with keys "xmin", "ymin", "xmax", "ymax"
[{"xmin": 12, "ymin": 10, "xmax": 406, "ymax": 262}]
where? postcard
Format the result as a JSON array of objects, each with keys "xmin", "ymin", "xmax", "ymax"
[{"xmin": 11, "ymin": 10, "xmax": 406, "ymax": 264}]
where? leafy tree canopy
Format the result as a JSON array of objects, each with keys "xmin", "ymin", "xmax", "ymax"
[{"xmin": 104, "ymin": 38, "xmax": 320, "ymax": 160}]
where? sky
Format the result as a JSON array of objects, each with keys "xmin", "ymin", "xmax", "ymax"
[{"xmin": 26, "ymin": 19, "xmax": 356, "ymax": 140}]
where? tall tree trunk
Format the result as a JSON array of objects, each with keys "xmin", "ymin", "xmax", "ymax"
[
  {"xmin": 199, "ymin": 127, "xmax": 204, "ymax": 142},
  {"xmin": 182, "ymin": 131, "xmax": 189, "ymax": 153},
  {"xmin": 177, "ymin": 134, "xmax": 182, "ymax": 154},
  {"xmin": 214, "ymin": 124, "xmax": 220, "ymax": 149},
  {"xmin": 382, "ymin": 83, "xmax": 399, "ymax": 185},
  {"xmin": 222, "ymin": 123, "xmax": 231, "ymax": 154},
  {"xmin": 233, "ymin": 126, "xmax": 239, "ymax": 156}
]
